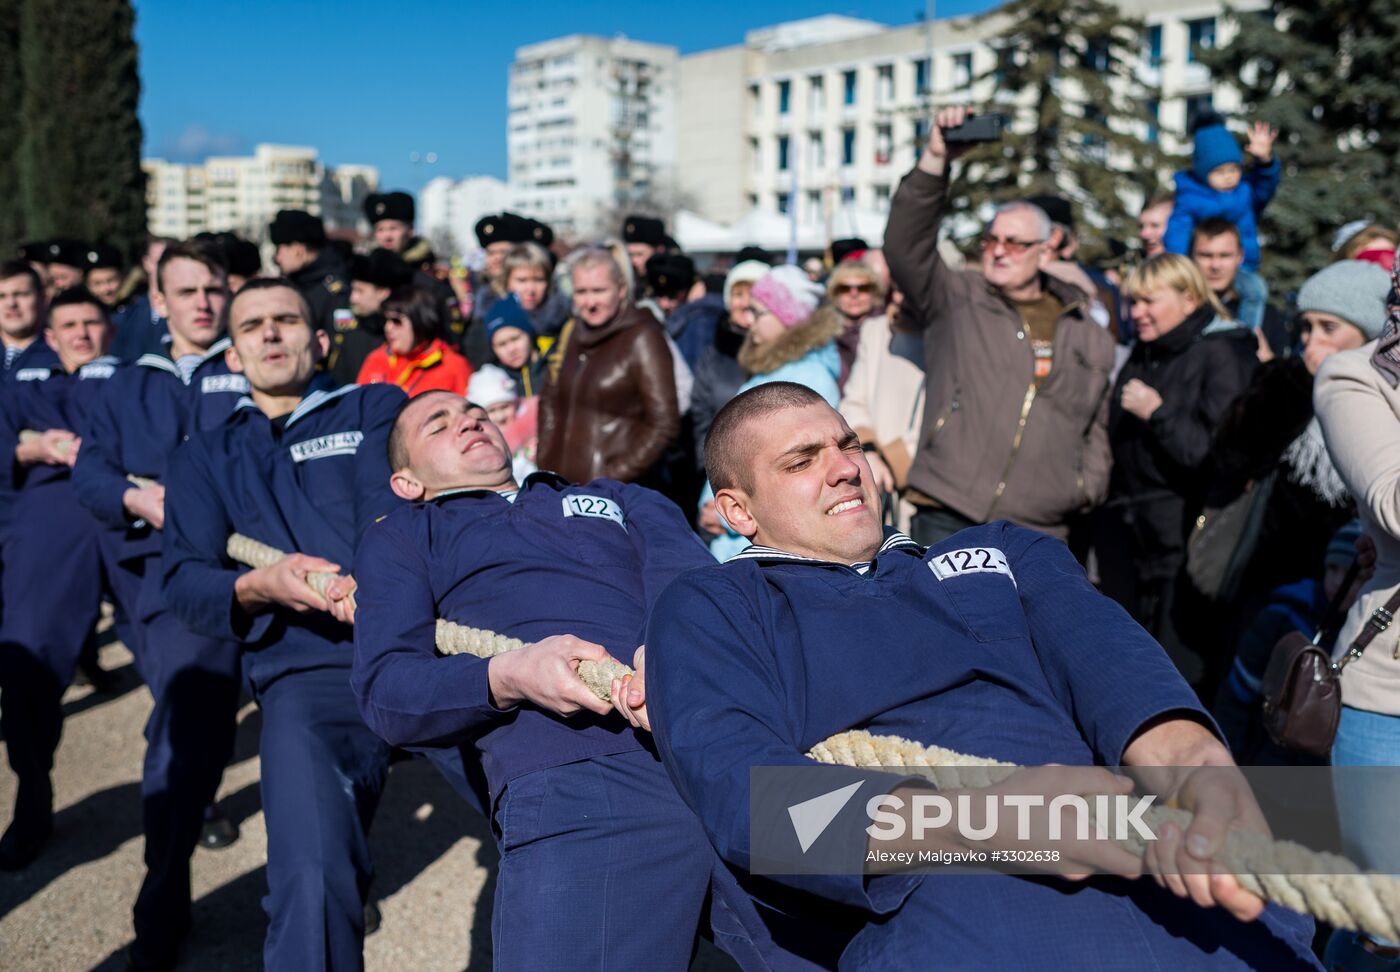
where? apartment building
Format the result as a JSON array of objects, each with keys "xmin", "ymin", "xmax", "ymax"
[
  {"xmin": 419, "ymin": 175, "xmax": 513, "ymax": 257},
  {"xmin": 507, "ymin": 34, "xmax": 678, "ymax": 240},
  {"xmin": 677, "ymin": 1, "xmax": 1258, "ymax": 228},
  {"xmin": 143, "ymin": 144, "xmax": 379, "ymax": 242}
]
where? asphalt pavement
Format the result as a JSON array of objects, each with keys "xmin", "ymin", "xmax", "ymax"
[{"xmin": 0, "ymin": 641, "xmax": 738, "ymax": 971}]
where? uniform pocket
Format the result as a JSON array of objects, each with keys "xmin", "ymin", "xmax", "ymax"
[{"xmin": 925, "ymin": 547, "xmax": 1028, "ymax": 643}]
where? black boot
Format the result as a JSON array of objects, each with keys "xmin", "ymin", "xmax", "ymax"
[
  {"xmin": 197, "ymin": 805, "xmax": 239, "ymax": 850},
  {"xmin": 0, "ymin": 778, "xmax": 53, "ymax": 871}
]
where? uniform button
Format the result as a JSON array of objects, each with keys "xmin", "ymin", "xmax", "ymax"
[{"xmin": 1016, "ymin": 331, "xmax": 1025, "ymax": 340}]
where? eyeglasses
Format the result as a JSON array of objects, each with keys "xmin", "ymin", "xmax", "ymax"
[
  {"xmin": 835, "ymin": 283, "xmax": 874, "ymax": 295},
  {"xmin": 979, "ymin": 235, "xmax": 1044, "ymax": 255}
]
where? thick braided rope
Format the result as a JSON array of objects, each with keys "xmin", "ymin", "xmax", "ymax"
[
  {"xmin": 219, "ymin": 535, "xmax": 1400, "ymax": 940},
  {"xmin": 223, "ymin": 535, "xmax": 631, "ymax": 699},
  {"xmin": 809, "ymin": 730, "xmax": 1400, "ymax": 942},
  {"xmin": 18, "ymin": 428, "xmax": 72, "ymax": 454}
]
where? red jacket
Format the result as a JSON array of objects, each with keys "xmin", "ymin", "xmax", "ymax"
[{"xmin": 356, "ymin": 339, "xmax": 473, "ymax": 397}]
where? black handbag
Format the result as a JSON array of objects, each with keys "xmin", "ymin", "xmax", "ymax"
[{"xmin": 1186, "ymin": 471, "xmax": 1277, "ymax": 601}]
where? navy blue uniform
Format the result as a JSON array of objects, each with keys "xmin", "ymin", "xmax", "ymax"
[
  {"xmin": 162, "ymin": 382, "xmax": 404, "ymax": 972},
  {"xmin": 647, "ymin": 523, "xmax": 1321, "ymax": 971},
  {"xmin": 110, "ymin": 292, "xmax": 169, "ymax": 363},
  {"xmin": 0, "ymin": 355, "xmax": 118, "ymax": 841},
  {"xmin": 71, "ymin": 339, "xmax": 251, "ymax": 953},
  {"xmin": 352, "ymin": 475, "xmax": 738, "ymax": 971},
  {"xmin": 0, "ymin": 340, "xmax": 63, "ymax": 541}
]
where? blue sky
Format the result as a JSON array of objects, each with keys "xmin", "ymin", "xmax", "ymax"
[{"xmin": 134, "ymin": 0, "xmax": 997, "ymax": 193}]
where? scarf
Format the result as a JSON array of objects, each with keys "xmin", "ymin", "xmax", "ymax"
[
  {"xmin": 1371, "ymin": 250, "xmax": 1400, "ymax": 388},
  {"xmin": 1282, "ymin": 417, "xmax": 1349, "ymax": 506}
]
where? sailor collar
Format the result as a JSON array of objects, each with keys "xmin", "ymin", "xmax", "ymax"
[
  {"xmin": 232, "ymin": 378, "xmax": 355, "ymax": 429},
  {"xmin": 429, "ymin": 470, "xmax": 568, "ymax": 505},
  {"xmin": 135, "ymin": 336, "xmax": 232, "ymax": 383},
  {"xmin": 730, "ymin": 529, "xmax": 923, "ymax": 569}
]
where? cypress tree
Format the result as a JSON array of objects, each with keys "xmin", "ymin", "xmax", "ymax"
[
  {"xmin": 1202, "ymin": 0, "xmax": 1400, "ymax": 295},
  {"xmin": 17, "ymin": 0, "xmax": 145, "ymax": 260},
  {"xmin": 949, "ymin": 0, "xmax": 1171, "ymax": 258},
  {"xmin": 0, "ymin": 0, "xmax": 24, "ymax": 251}
]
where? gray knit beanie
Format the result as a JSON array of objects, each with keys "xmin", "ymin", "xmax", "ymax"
[{"xmin": 1296, "ymin": 260, "xmax": 1392, "ymax": 341}]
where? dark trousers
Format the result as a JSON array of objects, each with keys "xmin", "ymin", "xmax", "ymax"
[
  {"xmin": 908, "ymin": 505, "xmax": 980, "ymax": 547},
  {"xmin": 490, "ymin": 749, "xmax": 714, "ymax": 971},
  {"xmin": 0, "ymin": 493, "xmax": 104, "ymax": 832},
  {"xmin": 128, "ymin": 601, "xmax": 242, "ymax": 947},
  {"xmin": 250, "ymin": 660, "xmax": 392, "ymax": 972}
]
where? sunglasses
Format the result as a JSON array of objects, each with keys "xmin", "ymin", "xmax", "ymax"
[
  {"xmin": 979, "ymin": 235, "xmax": 1044, "ymax": 255},
  {"xmin": 835, "ymin": 283, "xmax": 875, "ymax": 294}
]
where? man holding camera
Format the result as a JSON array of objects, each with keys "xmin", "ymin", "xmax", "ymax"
[{"xmin": 885, "ymin": 106, "xmax": 1116, "ymax": 546}]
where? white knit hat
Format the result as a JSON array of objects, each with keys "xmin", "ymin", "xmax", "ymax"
[{"xmin": 466, "ymin": 364, "xmax": 517, "ymax": 409}]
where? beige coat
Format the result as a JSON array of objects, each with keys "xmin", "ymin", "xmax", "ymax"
[
  {"xmin": 839, "ymin": 314, "xmax": 926, "ymax": 532},
  {"xmin": 1314, "ymin": 342, "xmax": 1400, "ymax": 716}
]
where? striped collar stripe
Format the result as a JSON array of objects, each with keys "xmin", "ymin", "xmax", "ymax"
[{"xmin": 730, "ymin": 530, "xmax": 922, "ymax": 565}]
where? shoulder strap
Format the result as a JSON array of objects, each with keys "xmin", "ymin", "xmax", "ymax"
[{"xmin": 1337, "ymin": 577, "xmax": 1400, "ymax": 670}]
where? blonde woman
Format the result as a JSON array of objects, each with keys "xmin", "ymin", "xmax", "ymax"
[
  {"xmin": 822, "ymin": 258, "xmax": 887, "ymax": 390},
  {"xmin": 1097, "ymin": 254, "xmax": 1259, "ymax": 684}
]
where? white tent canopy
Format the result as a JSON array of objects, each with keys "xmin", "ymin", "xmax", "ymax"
[{"xmin": 673, "ymin": 206, "xmax": 889, "ymax": 256}]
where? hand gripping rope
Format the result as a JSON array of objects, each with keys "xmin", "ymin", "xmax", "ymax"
[{"xmin": 213, "ymin": 535, "xmax": 1400, "ymax": 941}]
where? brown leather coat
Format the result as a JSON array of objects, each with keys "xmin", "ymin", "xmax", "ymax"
[{"xmin": 537, "ymin": 306, "xmax": 679, "ymax": 483}]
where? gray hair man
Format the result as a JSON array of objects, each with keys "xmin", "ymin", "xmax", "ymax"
[{"xmin": 883, "ymin": 106, "xmax": 1117, "ymax": 546}]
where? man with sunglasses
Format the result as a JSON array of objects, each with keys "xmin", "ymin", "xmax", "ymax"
[{"xmin": 884, "ymin": 106, "xmax": 1116, "ymax": 546}]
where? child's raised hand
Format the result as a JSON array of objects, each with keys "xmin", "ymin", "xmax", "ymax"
[{"xmin": 1245, "ymin": 121, "xmax": 1278, "ymax": 162}]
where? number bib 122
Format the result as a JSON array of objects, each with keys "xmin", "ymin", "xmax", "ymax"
[
  {"xmin": 928, "ymin": 547, "xmax": 1015, "ymax": 585},
  {"xmin": 561, "ymin": 493, "xmax": 627, "ymax": 530}
]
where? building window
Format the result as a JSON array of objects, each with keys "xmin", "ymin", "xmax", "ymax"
[
  {"xmin": 914, "ymin": 58, "xmax": 931, "ymax": 95},
  {"xmin": 875, "ymin": 124, "xmax": 893, "ymax": 166},
  {"xmin": 805, "ymin": 190, "xmax": 822, "ymax": 222},
  {"xmin": 1187, "ymin": 18, "xmax": 1216, "ymax": 63},
  {"xmin": 841, "ymin": 186, "xmax": 856, "ymax": 205},
  {"xmin": 994, "ymin": 47, "xmax": 1015, "ymax": 86},
  {"xmin": 874, "ymin": 185, "xmax": 892, "ymax": 211},
  {"xmin": 749, "ymin": 83, "xmax": 760, "ymax": 118},
  {"xmin": 843, "ymin": 70, "xmax": 857, "ymax": 106},
  {"xmin": 914, "ymin": 117, "xmax": 931, "ymax": 146},
  {"xmin": 842, "ymin": 127, "xmax": 856, "ymax": 166},
  {"xmin": 952, "ymin": 52, "xmax": 973, "ymax": 90},
  {"xmin": 777, "ymin": 135, "xmax": 790, "ymax": 171},
  {"xmin": 1145, "ymin": 24, "xmax": 1163, "ymax": 65},
  {"xmin": 808, "ymin": 131, "xmax": 825, "ymax": 170},
  {"xmin": 777, "ymin": 192, "xmax": 791, "ymax": 214},
  {"xmin": 877, "ymin": 64, "xmax": 894, "ymax": 105},
  {"xmin": 1145, "ymin": 99, "xmax": 1160, "ymax": 144},
  {"xmin": 1082, "ymin": 42, "xmax": 1110, "ymax": 72},
  {"xmin": 1185, "ymin": 93, "xmax": 1215, "ymax": 130},
  {"xmin": 747, "ymin": 193, "xmax": 759, "ymax": 210},
  {"xmin": 808, "ymin": 75, "xmax": 825, "ymax": 114},
  {"xmin": 749, "ymin": 136, "xmax": 760, "ymax": 173},
  {"xmin": 778, "ymin": 79, "xmax": 791, "ymax": 115}
]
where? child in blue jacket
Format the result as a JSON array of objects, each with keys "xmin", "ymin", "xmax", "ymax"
[{"xmin": 1165, "ymin": 117, "xmax": 1281, "ymax": 330}]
